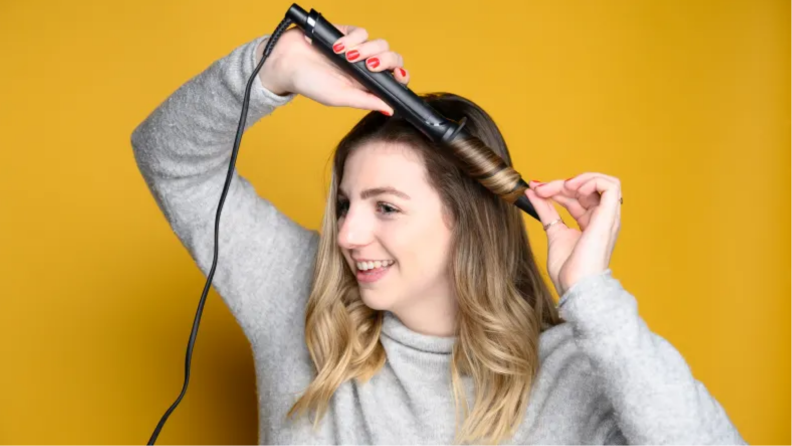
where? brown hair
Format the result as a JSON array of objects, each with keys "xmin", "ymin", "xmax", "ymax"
[{"xmin": 288, "ymin": 92, "xmax": 563, "ymax": 444}]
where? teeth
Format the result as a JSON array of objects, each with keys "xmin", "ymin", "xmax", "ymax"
[{"xmin": 356, "ymin": 260, "xmax": 393, "ymax": 271}]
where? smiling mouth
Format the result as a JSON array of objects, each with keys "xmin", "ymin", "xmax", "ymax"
[
  {"xmin": 355, "ymin": 260, "xmax": 395, "ymax": 272},
  {"xmin": 354, "ymin": 260, "xmax": 395, "ymax": 283}
]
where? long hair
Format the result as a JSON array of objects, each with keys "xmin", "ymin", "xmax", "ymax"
[{"xmin": 287, "ymin": 92, "xmax": 564, "ymax": 444}]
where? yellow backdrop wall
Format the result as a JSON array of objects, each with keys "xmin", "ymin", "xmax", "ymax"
[{"xmin": 0, "ymin": 0, "xmax": 788, "ymax": 444}]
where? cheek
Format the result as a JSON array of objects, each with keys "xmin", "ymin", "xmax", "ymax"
[{"xmin": 385, "ymin": 217, "xmax": 453, "ymax": 278}]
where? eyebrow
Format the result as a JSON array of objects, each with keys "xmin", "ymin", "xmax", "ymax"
[{"xmin": 339, "ymin": 186, "xmax": 411, "ymax": 200}]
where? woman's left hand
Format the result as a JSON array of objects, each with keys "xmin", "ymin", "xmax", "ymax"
[{"xmin": 524, "ymin": 173, "xmax": 623, "ymax": 297}]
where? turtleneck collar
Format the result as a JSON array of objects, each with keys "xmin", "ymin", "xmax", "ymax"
[{"xmin": 380, "ymin": 311, "xmax": 456, "ymax": 354}]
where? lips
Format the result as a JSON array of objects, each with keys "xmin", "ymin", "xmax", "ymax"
[{"xmin": 355, "ymin": 262, "xmax": 394, "ymax": 284}]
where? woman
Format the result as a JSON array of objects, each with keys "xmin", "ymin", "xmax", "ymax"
[{"xmin": 131, "ymin": 24, "xmax": 745, "ymax": 445}]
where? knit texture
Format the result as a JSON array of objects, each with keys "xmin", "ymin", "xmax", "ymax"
[{"xmin": 130, "ymin": 34, "xmax": 745, "ymax": 445}]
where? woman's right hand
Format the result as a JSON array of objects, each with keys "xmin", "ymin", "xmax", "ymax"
[{"xmin": 256, "ymin": 25, "xmax": 410, "ymax": 115}]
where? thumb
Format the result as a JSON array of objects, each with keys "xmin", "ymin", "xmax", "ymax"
[{"xmin": 341, "ymin": 88, "xmax": 393, "ymax": 115}]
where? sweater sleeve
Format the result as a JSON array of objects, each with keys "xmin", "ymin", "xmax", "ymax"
[
  {"xmin": 130, "ymin": 34, "xmax": 319, "ymax": 346},
  {"xmin": 556, "ymin": 270, "xmax": 746, "ymax": 445}
]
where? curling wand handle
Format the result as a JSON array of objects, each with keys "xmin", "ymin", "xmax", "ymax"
[{"xmin": 286, "ymin": 5, "xmax": 462, "ymax": 144}]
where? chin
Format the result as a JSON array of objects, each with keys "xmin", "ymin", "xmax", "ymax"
[{"xmin": 359, "ymin": 289, "xmax": 396, "ymax": 311}]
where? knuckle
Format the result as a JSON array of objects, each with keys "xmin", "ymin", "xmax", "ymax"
[{"xmin": 375, "ymin": 38, "xmax": 389, "ymax": 51}]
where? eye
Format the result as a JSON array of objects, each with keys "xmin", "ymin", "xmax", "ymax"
[
  {"xmin": 377, "ymin": 202, "xmax": 399, "ymax": 216},
  {"xmin": 336, "ymin": 198, "xmax": 349, "ymax": 218}
]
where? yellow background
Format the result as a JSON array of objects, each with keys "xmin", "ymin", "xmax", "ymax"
[{"xmin": 0, "ymin": 0, "xmax": 788, "ymax": 444}]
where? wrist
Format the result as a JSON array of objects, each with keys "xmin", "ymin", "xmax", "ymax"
[{"xmin": 255, "ymin": 39, "xmax": 292, "ymax": 96}]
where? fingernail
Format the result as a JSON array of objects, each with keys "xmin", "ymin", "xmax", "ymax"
[
  {"xmin": 531, "ymin": 180, "xmax": 543, "ymax": 186},
  {"xmin": 565, "ymin": 177, "xmax": 574, "ymax": 182},
  {"xmin": 398, "ymin": 67, "xmax": 407, "ymax": 77},
  {"xmin": 347, "ymin": 50, "xmax": 360, "ymax": 61},
  {"xmin": 380, "ymin": 109, "xmax": 392, "ymax": 116},
  {"xmin": 367, "ymin": 57, "xmax": 380, "ymax": 69},
  {"xmin": 333, "ymin": 43, "xmax": 344, "ymax": 53}
]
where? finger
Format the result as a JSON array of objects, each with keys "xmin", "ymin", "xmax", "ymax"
[
  {"xmin": 331, "ymin": 24, "xmax": 356, "ymax": 51},
  {"xmin": 524, "ymin": 188, "xmax": 565, "ymax": 234},
  {"xmin": 575, "ymin": 177, "xmax": 621, "ymax": 230},
  {"xmin": 342, "ymin": 27, "xmax": 371, "ymax": 57},
  {"xmin": 536, "ymin": 176, "xmax": 613, "ymax": 210},
  {"xmin": 346, "ymin": 38, "xmax": 389, "ymax": 63},
  {"xmin": 394, "ymin": 66, "xmax": 409, "ymax": 85},
  {"xmin": 531, "ymin": 179, "xmax": 596, "ymax": 229},
  {"xmin": 577, "ymin": 177, "xmax": 621, "ymax": 206},
  {"xmin": 572, "ymin": 175, "xmax": 620, "ymax": 208},
  {"xmin": 549, "ymin": 194, "xmax": 592, "ymax": 230},
  {"xmin": 364, "ymin": 50, "xmax": 404, "ymax": 73},
  {"xmin": 565, "ymin": 172, "xmax": 621, "ymax": 190},
  {"xmin": 530, "ymin": 179, "xmax": 580, "ymax": 202},
  {"xmin": 334, "ymin": 24, "xmax": 357, "ymax": 35},
  {"xmin": 332, "ymin": 26, "xmax": 369, "ymax": 54},
  {"xmin": 561, "ymin": 178, "xmax": 601, "ymax": 209}
]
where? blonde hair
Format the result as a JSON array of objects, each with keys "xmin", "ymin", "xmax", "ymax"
[{"xmin": 287, "ymin": 93, "xmax": 563, "ymax": 444}]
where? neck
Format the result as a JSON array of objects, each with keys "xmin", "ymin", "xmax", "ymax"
[{"xmin": 390, "ymin": 291, "xmax": 458, "ymax": 337}]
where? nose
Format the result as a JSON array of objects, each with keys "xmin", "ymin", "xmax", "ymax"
[{"xmin": 337, "ymin": 204, "xmax": 375, "ymax": 251}]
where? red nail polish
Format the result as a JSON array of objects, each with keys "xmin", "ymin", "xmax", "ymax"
[
  {"xmin": 398, "ymin": 67, "xmax": 406, "ymax": 77},
  {"xmin": 367, "ymin": 57, "xmax": 380, "ymax": 69},
  {"xmin": 333, "ymin": 43, "xmax": 344, "ymax": 52},
  {"xmin": 347, "ymin": 50, "xmax": 359, "ymax": 61},
  {"xmin": 380, "ymin": 110, "xmax": 392, "ymax": 116}
]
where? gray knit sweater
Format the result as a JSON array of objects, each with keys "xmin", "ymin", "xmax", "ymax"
[{"xmin": 130, "ymin": 34, "xmax": 745, "ymax": 445}]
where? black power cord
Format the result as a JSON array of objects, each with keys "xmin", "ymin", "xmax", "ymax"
[{"xmin": 146, "ymin": 15, "xmax": 294, "ymax": 445}]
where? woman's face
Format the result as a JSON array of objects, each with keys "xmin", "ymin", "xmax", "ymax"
[{"xmin": 337, "ymin": 141, "xmax": 455, "ymax": 316}]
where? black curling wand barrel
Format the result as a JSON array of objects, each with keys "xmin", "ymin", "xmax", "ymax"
[
  {"xmin": 286, "ymin": 4, "xmax": 539, "ymax": 221},
  {"xmin": 446, "ymin": 126, "xmax": 539, "ymax": 220}
]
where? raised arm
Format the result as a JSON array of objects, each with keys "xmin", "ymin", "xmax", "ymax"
[{"xmin": 130, "ymin": 34, "xmax": 319, "ymax": 345}]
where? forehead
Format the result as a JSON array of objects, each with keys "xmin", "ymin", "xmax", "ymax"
[{"xmin": 340, "ymin": 141, "xmax": 427, "ymax": 192}]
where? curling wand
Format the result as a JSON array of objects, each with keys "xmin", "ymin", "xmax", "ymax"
[{"xmin": 284, "ymin": 4, "xmax": 539, "ymax": 220}]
